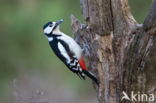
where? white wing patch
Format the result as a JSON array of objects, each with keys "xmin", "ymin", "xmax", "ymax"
[
  {"xmin": 57, "ymin": 33, "xmax": 82, "ymax": 59},
  {"xmin": 58, "ymin": 42, "xmax": 71, "ymax": 63}
]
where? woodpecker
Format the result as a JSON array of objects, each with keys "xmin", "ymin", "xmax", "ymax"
[{"xmin": 43, "ymin": 19, "xmax": 98, "ymax": 85}]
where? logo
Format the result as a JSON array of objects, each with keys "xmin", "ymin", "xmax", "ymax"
[{"xmin": 121, "ymin": 91, "xmax": 154, "ymax": 102}]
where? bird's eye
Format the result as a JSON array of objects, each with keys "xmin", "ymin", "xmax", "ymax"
[{"xmin": 49, "ymin": 24, "xmax": 53, "ymax": 27}]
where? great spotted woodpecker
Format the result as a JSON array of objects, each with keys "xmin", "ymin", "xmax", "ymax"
[{"xmin": 43, "ymin": 19, "xmax": 98, "ymax": 85}]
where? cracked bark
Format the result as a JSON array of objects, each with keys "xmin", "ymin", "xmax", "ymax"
[{"xmin": 71, "ymin": 0, "xmax": 156, "ymax": 103}]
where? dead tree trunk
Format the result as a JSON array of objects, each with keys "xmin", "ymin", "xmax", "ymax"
[{"xmin": 71, "ymin": 0, "xmax": 156, "ymax": 103}]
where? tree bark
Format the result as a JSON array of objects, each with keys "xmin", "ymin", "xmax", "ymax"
[{"xmin": 71, "ymin": 0, "xmax": 156, "ymax": 103}]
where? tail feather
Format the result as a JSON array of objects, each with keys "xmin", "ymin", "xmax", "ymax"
[
  {"xmin": 67, "ymin": 56, "xmax": 99, "ymax": 85},
  {"xmin": 76, "ymin": 72, "xmax": 85, "ymax": 80},
  {"xmin": 83, "ymin": 70, "xmax": 99, "ymax": 85}
]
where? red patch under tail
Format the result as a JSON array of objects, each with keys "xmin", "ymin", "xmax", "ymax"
[{"xmin": 78, "ymin": 57, "xmax": 87, "ymax": 70}]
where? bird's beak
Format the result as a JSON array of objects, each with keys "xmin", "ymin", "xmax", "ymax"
[{"xmin": 55, "ymin": 19, "xmax": 64, "ymax": 26}]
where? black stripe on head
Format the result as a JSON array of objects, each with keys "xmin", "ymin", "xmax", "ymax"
[{"xmin": 43, "ymin": 22, "xmax": 52, "ymax": 30}]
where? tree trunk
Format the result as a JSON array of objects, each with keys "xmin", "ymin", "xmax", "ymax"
[{"xmin": 71, "ymin": 0, "xmax": 156, "ymax": 103}]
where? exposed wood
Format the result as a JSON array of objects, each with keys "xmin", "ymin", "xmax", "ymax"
[
  {"xmin": 71, "ymin": 0, "xmax": 156, "ymax": 103},
  {"xmin": 80, "ymin": 0, "xmax": 113, "ymax": 35}
]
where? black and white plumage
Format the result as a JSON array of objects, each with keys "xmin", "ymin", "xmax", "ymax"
[{"xmin": 43, "ymin": 19, "xmax": 98, "ymax": 84}]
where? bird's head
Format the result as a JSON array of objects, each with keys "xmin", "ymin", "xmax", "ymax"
[{"xmin": 43, "ymin": 19, "xmax": 63, "ymax": 35}]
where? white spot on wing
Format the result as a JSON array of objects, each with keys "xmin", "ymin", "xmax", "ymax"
[
  {"xmin": 58, "ymin": 42, "xmax": 70, "ymax": 63},
  {"xmin": 72, "ymin": 67, "xmax": 78, "ymax": 70}
]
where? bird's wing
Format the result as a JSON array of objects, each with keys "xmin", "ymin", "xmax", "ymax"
[
  {"xmin": 58, "ymin": 40, "xmax": 85, "ymax": 79},
  {"xmin": 57, "ymin": 42, "xmax": 71, "ymax": 63},
  {"xmin": 58, "ymin": 39, "xmax": 74, "ymax": 59}
]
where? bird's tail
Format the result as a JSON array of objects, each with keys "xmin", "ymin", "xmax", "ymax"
[{"xmin": 83, "ymin": 70, "xmax": 99, "ymax": 85}]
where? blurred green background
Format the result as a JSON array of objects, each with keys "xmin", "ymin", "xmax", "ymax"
[{"xmin": 0, "ymin": 0, "xmax": 152, "ymax": 103}]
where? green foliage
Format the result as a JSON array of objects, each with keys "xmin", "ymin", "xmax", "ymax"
[{"xmin": 129, "ymin": 0, "xmax": 152, "ymax": 23}]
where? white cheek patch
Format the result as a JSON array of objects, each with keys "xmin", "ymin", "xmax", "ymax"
[{"xmin": 44, "ymin": 26, "xmax": 53, "ymax": 34}]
